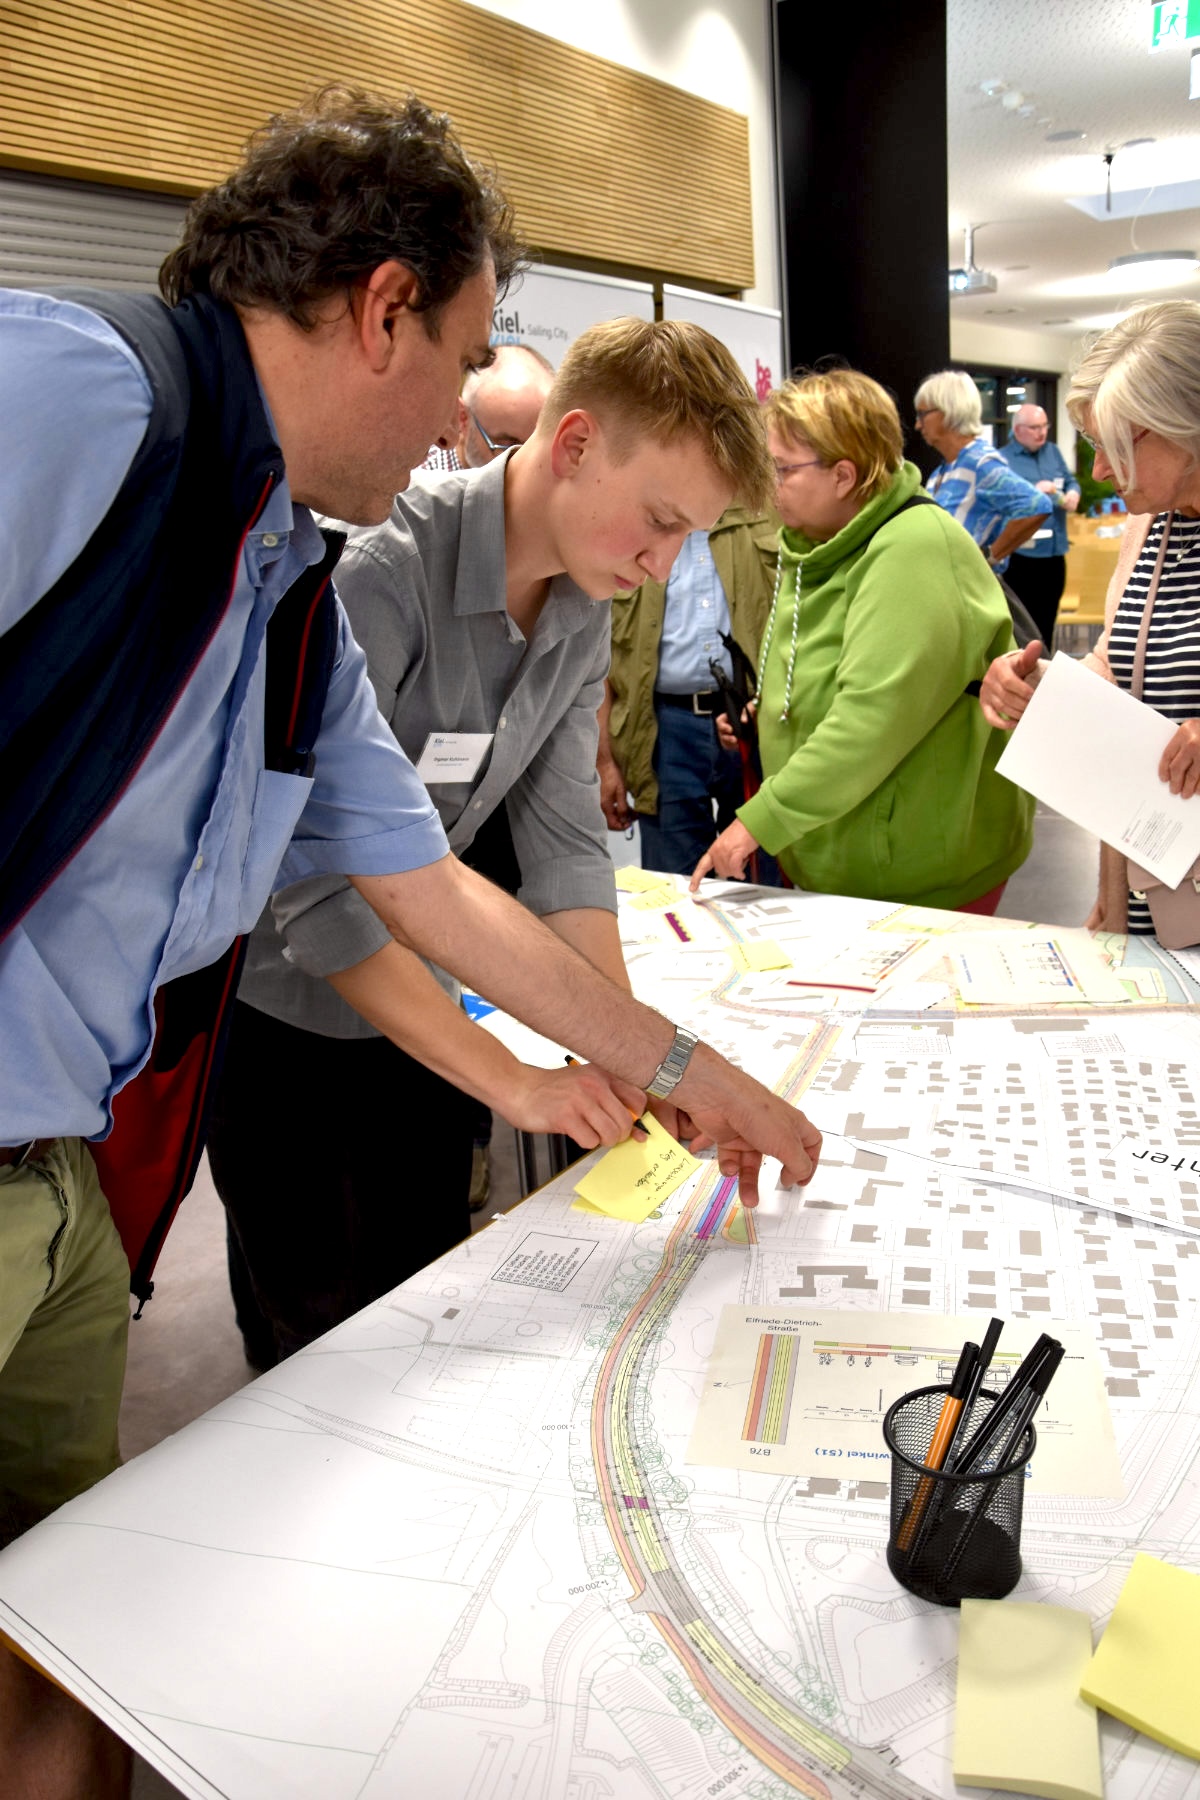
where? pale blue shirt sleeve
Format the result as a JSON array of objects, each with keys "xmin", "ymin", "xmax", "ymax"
[{"xmin": 0, "ymin": 290, "xmax": 153, "ymax": 626}]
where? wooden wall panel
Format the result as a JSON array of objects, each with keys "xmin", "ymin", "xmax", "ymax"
[{"xmin": 0, "ymin": 0, "xmax": 754, "ymax": 291}]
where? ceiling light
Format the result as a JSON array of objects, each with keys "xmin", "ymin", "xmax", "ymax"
[
  {"xmin": 1046, "ymin": 128, "xmax": 1086, "ymax": 142},
  {"xmin": 1001, "ymin": 90, "xmax": 1026, "ymax": 110},
  {"xmin": 979, "ymin": 78, "xmax": 1006, "ymax": 96},
  {"xmin": 1108, "ymin": 250, "xmax": 1200, "ymax": 284},
  {"xmin": 1122, "ymin": 137, "xmax": 1156, "ymax": 149}
]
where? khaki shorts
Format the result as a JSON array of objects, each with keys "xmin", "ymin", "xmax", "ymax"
[{"xmin": 0, "ymin": 1140, "xmax": 129, "ymax": 1544}]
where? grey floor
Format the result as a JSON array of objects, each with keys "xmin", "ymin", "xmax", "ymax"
[{"xmin": 119, "ymin": 801, "xmax": 1096, "ymax": 1795}]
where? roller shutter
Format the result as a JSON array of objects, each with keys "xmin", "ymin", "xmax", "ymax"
[{"xmin": 0, "ymin": 169, "xmax": 187, "ymax": 294}]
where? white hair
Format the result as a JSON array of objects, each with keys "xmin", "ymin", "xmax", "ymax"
[
  {"xmin": 461, "ymin": 341, "xmax": 554, "ymax": 409},
  {"xmin": 913, "ymin": 369, "xmax": 982, "ymax": 436},
  {"xmin": 1067, "ymin": 299, "xmax": 1200, "ymax": 487}
]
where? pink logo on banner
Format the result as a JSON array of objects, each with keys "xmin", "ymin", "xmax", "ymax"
[{"xmin": 755, "ymin": 358, "xmax": 773, "ymax": 401}]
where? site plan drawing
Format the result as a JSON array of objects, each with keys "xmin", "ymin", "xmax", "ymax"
[{"xmin": 0, "ymin": 882, "xmax": 1199, "ymax": 1800}]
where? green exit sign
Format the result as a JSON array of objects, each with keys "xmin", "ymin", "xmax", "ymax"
[{"xmin": 1150, "ymin": 1, "xmax": 1200, "ymax": 49}]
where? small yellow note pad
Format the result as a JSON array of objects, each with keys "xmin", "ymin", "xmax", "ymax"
[
  {"xmin": 572, "ymin": 1114, "xmax": 701, "ymax": 1222},
  {"xmin": 1081, "ymin": 1553, "xmax": 1200, "ymax": 1758},
  {"xmin": 614, "ymin": 865, "xmax": 672, "ymax": 893},
  {"xmin": 627, "ymin": 883, "xmax": 681, "ymax": 912},
  {"xmin": 728, "ymin": 939, "xmax": 792, "ymax": 973},
  {"xmin": 955, "ymin": 1600, "xmax": 1102, "ymax": 1800}
]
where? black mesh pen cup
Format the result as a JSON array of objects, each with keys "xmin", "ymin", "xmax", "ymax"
[{"xmin": 882, "ymin": 1384, "xmax": 1035, "ymax": 1606}]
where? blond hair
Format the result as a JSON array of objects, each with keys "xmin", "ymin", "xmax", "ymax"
[
  {"xmin": 1068, "ymin": 300, "xmax": 1200, "ymax": 487},
  {"xmin": 913, "ymin": 369, "xmax": 982, "ymax": 437},
  {"xmin": 539, "ymin": 317, "xmax": 772, "ymax": 510},
  {"xmin": 764, "ymin": 367, "xmax": 904, "ymax": 504}
]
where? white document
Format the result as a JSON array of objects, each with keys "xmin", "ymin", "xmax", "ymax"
[
  {"xmin": 414, "ymin": 731, "xmax": 493, "ymax": 783},
  {"xmin": 996, "ymin": 653, "xmax": 1200, "ymax": 888},
  {"xmin": 948, "ymin": 928, "xmax": 1131, "ymax": 1007}
]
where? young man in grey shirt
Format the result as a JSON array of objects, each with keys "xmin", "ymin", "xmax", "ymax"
[{"xmin": 210, "ymin": 318, "xmax": 777, "ymax": 1364}]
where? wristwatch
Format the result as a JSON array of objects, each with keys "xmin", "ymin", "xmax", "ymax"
[{"xmin": 646, "ymin": 1025, "xmax": 700, "ymax": 1098}]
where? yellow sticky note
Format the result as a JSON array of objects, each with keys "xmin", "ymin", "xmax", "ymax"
[
  {"xmin": 615, "ymin": 865, "xmax": 671, "ymax": 893},
  {"xmin": 628, "ymin": 883, "xmax": 681, "ymax": 911},
  {"xmin": 572, "ymin": 1114, "xmax": 701, "ymax": 1222},
  {"xmin": 1081, "ymin": 1553, "xmax": 1200, "ymax": 1758},
  {"xmin": 728, "ymin": 939, "xmax": 792, "ymax": 973},
  {"xmin": 955, "ymin": 1601, "xmax": 1102, "ymax": 1800}
]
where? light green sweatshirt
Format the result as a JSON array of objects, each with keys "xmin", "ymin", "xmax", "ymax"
[{"xmin": 738, "ymin": 462, "xmax": 1033, "ymax": 907}]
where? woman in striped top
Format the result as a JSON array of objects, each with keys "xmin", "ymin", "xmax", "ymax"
[{"xmin": 979, "ymin": 300, "xmax": 1200, "ymax": 933}]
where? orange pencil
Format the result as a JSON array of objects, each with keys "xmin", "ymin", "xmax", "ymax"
[{"xmin": 896, "ymin": 1341, "xmax": 977, "ymax": 1553}]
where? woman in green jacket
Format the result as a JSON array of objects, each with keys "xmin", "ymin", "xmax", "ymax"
[{"xmin": 691, "ymin": 367, "xmax": 1033, "ymax": 910}]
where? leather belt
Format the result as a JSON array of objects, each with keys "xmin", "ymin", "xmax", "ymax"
[
  {"xmin": 0, "ymin": 1140, "xmax": 52, "ymax": 1169},
  {"xmin": 655, "ymin": 689, "xmax": 718, "ymax": 716}
]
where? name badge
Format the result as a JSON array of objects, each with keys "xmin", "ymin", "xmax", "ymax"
[
  {"xmin": 1032, "ymin": 528, "xmax": 1053, "ymax": 540},
  {"xmin": 415, "ymin": 732, "xmax": 494, "ymax": 783}
]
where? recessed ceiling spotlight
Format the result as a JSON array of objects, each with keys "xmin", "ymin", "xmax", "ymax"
[
  {"xmin": 1046, "ymin": 128, "xmax": 1086, "ymax": 142},
  {"xmin": 979, "ymin": 78, "xmax": 1006, "ymax": 96},
  {"xmin": 985, "ymin": 307, "xmax": 1022, "ymax": 315},
  {"xmin": 1017, "ymin": 105, "xmax": 1037, "ymax": 118},
  {"xmin": 1001, "ymin": 90, "xmax": 1026, "ymax": 110}
]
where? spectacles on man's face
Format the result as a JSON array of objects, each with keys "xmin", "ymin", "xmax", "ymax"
[
  {"xmin": 914, "ymin": 408, "xmax": 941, "ymax": 423},
  {"xmin": 470, "ymin": 409, "xmax": 527, "ymax": 455},
  {"xmin": 773, "ymin": 458, "xmax": 824, "ymax": 480}
]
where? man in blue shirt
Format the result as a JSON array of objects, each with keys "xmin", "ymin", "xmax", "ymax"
[
  {"xmin": 999, "ymin": 403, "xmax": 1082, "ymax": 647},
  {"xmin": 0, "ymin": 88, "xmax": 822, "ymax": 1796}
]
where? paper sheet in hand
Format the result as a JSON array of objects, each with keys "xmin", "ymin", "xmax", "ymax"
[
  {"xmin": 1080, "ymin": 1553, "xmax": 1200, "ymax": 1757},
  {"xmin": 996, "ymin": 652, "xmax": 1200, "ymax": 887},
  {"xmin": 572, "ymin": 1114, "xmax": 701, "ymax": 1221},
  {"xmin": 954, "ymin": 1601, "xmax": 1102, "ymax": 1800}
]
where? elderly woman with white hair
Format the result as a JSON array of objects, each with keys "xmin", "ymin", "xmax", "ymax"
[
  {"xmin": 981, "ymin": 299, "xmax": 1200, "ymax": 936},
  {"xmin": 915, "ymin": 369, "xmax": 1051, "ymax": 570}
]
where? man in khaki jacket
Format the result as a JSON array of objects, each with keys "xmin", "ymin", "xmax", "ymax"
[{"xmin": 598, "ymin": 505, "xmax": 779, "ymax": 874}]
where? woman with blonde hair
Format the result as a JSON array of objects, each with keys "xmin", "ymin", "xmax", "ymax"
[
  {"xmin": 691, "ymin": 367, "xmax": 1033, "ymax": 910},
  {"xmin": 981, "ymin": 299, "xmax": 1200, "ymax": 936}
]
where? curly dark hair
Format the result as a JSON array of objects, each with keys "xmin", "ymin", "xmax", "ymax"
[{"xmin": 160, "ymin": 87, "xmax": 521, "ymax": 331}]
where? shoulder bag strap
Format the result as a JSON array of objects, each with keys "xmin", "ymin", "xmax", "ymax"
[{"xmin": 1131, "ymin": 512, "xmax": 1175, "ymax": 701}]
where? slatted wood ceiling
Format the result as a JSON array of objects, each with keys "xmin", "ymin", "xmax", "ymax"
[{"xmin": 0, "ymin": 0, "xmax": 754, "ymax": 291}]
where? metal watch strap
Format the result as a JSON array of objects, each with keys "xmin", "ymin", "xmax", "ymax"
[{"xmin": 646, "ymin": 1026, "xmax": 700, "ymax": 1099}]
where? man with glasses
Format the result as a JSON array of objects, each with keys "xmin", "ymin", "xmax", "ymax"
[
  {"xmin": 999, "ymin": 402, "xmax": 1081, "ymax": 648},
  {"xmin": 424, "ymin": 342, "xmax": 554, "ymax": 471}
]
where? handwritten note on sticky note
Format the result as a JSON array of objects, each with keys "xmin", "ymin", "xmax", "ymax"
[
  {"xmin": 1081, "ymin": 1553, "xmax": 1200, "ymax": 1758},
  {"xmin": 955, "ymin": 1601, "xmax": 1102, "ymax": 1800},
  {"xmin": 615, "ymin": 865, "xmax": 672, "ymax": 893},
  {"xmin": 572, "ymin": 1115, "xmax": 701, "ymax": 1222},
  {"xmin": 728, "ymin": 939, "xmax": 792, "ymax": 973},
  {"xmin": 628, "ymin": 883, "xmax": 682, "ymax": 912}
]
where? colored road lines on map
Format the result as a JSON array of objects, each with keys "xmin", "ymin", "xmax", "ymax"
[
  {"xmin": 691, "ymin": 1169, "xmax": 757, "ymax": 1245},
  {"xmin": 743, "ymin": 1332, "xmax": 799, "ymax": 1445}
]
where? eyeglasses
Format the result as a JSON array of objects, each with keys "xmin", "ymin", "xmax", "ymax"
[
  {"xmin": 469, "ymin": 409, "xmax": 527, "ymax": 455},
  {"xmin": 1078, "ymin": 426, "xmax": 1149, "ymax": 458},
  {"xmin": 914, "ymin": 409, "xmax": 941, "ymax": 423},
  {"xmin": 773, "ymin": 458, "xmax": 824, "ymax": 480}
]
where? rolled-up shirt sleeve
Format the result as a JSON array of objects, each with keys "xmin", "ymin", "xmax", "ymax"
[
  {"xmin": 273, "ymin": 599, "xmax": 450, "ymax": 886},
  {"xmin": 506, "ymin": 633, "xmax": 618, "ymax": 917}
]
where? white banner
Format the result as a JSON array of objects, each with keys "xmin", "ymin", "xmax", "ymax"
[
  {"xmin": 661, "ymin": 284, "xmax": 784, "ymax": 400},
  {"xmin": 493, "ymin": 265, "xmax": 654, "ymax": 366}
]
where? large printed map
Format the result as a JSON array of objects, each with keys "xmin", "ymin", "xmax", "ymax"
[{"xmin": 0, "ymin": 883, "xmax": 1199, "ymax": 1800}]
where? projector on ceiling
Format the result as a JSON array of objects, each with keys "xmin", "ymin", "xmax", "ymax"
[{"xmin": 949, "ymin": 266, "xmax": 998, "ymax": 295}]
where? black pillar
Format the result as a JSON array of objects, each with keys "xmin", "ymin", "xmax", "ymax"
[{"xmin": 774, "ymin": 0, "xmax": 949, "ymax": 465}]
